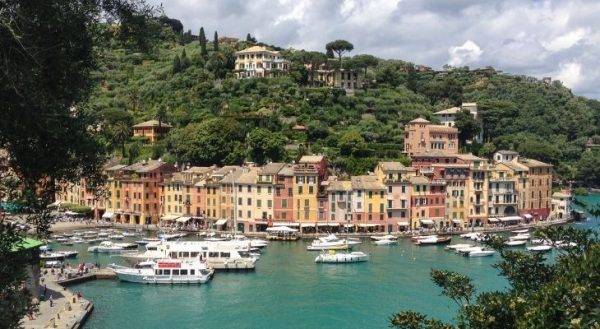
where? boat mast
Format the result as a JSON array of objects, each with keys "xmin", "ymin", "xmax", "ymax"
[{"xmin": 233, "ymin": 172, "xmax": 237, "ymax": 236}]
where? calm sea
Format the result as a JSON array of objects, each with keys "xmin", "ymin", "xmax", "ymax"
[{"xmin": 57, "ymin": 194, "xmax": 599, "ymax": 329}]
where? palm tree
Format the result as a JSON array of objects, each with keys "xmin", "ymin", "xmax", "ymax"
[{"xmin": 112, "ymin": 122, "xmax": 131, "ymax": 156}]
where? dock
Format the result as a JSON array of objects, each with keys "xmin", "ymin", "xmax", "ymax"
[{"xmin": 56, "ymin": 268, "xmax": 117, "ymax": 286}]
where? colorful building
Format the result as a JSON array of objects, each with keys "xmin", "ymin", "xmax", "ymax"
[
  {"xmin": 374, "ymin": 162, "xmax": 414, "ymax": 231},
  {"xmin": 403, "ymin": 118, "xmax": 459, "ymax": 156},
  {"xmin": 234, "ymin": 46, "xmax": 290, "ymax": 78},
  {"xmin": 132, "ymin": 120, "xmax": 171, "ymax": 143}
]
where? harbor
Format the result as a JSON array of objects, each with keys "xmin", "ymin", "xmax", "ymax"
[{"xmin": 28, "ymin": 197, "xmax": 597, "ymax": 329}]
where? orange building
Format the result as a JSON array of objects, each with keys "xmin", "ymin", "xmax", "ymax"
[
  {"xmin": 132, "ymin": 120, "xmax": 172, "ymax": 143},
  {"xmin": 517, "ymin": 158, "xmax": 553, "ymax": 220},
  {"xmin": 403, "ymin": 118, "xmax": 459, "ymax": 156}
]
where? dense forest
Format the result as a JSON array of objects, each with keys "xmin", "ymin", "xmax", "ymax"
[{"xmin": 86, "ymin": 17, "xmax": 600, "ymax": 187}]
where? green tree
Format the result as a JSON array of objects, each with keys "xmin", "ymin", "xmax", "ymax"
[
  {"xmin": 351, "ymin": 54, "xmax": 379, "ymax": 75},
  {"xmin": 0, "ymin": 0, "xmax": 154, "ymax": 325},
  {"xmin": 576, "ymin": 150, "xmax": 600, "ymax": 187},
  {"xmin": 199, "ymin": 27, "xmax": 207, "ymax": 57},
  {"xmin": 247, "ymin": 128, "xmax": 286, "ymax": 165},
  {"xmin": 338, "ymin": 130, "xmax": 368, "ymax": 156},
  {"xmin": 325, "ymin": 40, "xmax": 354, "ymax": 69},
  {"xmin": 213, "ymin": 31, "xmax": 219, "ymax": 51},
  {"xmin": 127, "ymin": 142, "xmax": 141, "ymax": 164},
  {"xmin": 180, "ymin": 48, "xmax": 190, "ymax": 70},
  {"xmin": 390, "ymin": 226, "xmax": 599, "ymax": 329},
  {"xmin": 246, "ymin": 33, "xmax": 256, "ymax": 43},
  {"xmin": 112, "ymin": 122, "xmax": 132, "ymax": 157},
  {"xmin": 172, "ymin": 54, "xmax": 181, "ymax": 73},
  {"xmin": 455, "ymin": 109, "xmax": 481, "ymax": 145}
]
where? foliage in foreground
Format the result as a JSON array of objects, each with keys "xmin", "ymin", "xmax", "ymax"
[{"xmin": 390, "ymin": 226, "xmax": 600, "ymax": 329}]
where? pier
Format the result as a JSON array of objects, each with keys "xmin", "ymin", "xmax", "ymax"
[{"xmin": 56, "ymin": 268, "xmax": 117, "ymax": 286}]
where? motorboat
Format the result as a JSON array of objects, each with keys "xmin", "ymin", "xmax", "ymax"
[
  {"xmin": 315, "ymin": 250, "xmax": 368, "ymax": 263},
  {"xmin": 110, "ymin": 234, "xmax": 124, "ymax": 240},
  {"xmin": 459, "ymin": 233, "xmax": 479, "ymax": 239},
  {"xmin": 98, "ymin": 231, "xmax": 109, "ymax": 238},
  {"xmin": 526, "ymin": 245, "xmax": 552, "ymax": 252},
  {"xmin": 456, "ymin": 246, "xmax": 484, "ymax": 254},
  {"xmin": 370, "ymin": 235, "xmax": 397, "ymax": 241},
  {"xmin": 415, "ymin": 236, "xmax": 452, "ymax": 245},
  {"xmin": 40, "ymin": 251, "xmax": 78, "ymax": 260},
  {"xmin": 307, "ymin": 239, "xmax": 353, "ymax": 251},
  {"xmin": 121, "ymin": 240, "xmax": 258, "ymax": 270},
  {"xmin": 71, "ymin": 238, "xmax": 85, "ymax": 244},
  {"xmin": 509, "ymin": 233, "xmax": 531, "ymax": 241},
  {"xmin": 85, "ymin": 238, "xmax": 101, "ymax": 243},
  {"xmin": 512, "ymin": 229, "xmax": 529, "ymax": 234},
  {"xmin": 374, "ymin": 239, "xmax": 397, "ymax": 246},
  {"xmin": 467, "ymin": 249, "xmax": 495, "ymax": 257},
  {"xmin": 265, "ymin": 226, "xmax": 300, "ymax": 241},
  {"xmin": 122, "ymin": 231, "xmax": 137, "ymax": 237},
  {"xmin": 504, "ymin": 240, "xmax": 526, "ymax": 247},
  {"xmin": 445, "ymin": 243, "xmax": 473, "ymax": 251},
  {"xmin": 158, "ymin": 233, "xmax": 187, "ymax": 240},
  {"xmin": 111, "ymin": 259, "xmax": 214, "ymax": 284},
  {"xmin": 88, "ymin": 241, "xmax": 136, "ymax": 253},
  {"xmin": 231, "ymin": 235, "xmax": 269, "ymax": 248},
  {"xmin": 411, "ymin": 234, "xmax": 437, "ymax": 242},
  {"xmin": 554, "ymin": 241, "xmax": 577, "ymax": 248}
]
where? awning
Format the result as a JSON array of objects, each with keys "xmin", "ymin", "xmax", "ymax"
[
  {"xmin": 488, "ymin": 218, "xmax": 499, "ymax": 223},
  {"xmin": 420, "ymin": 219, "xmax": 435, "ymax": 225},
  {"xmin": 102, "ymin": 212, "xmax": 114, "ymax": 219},
  {"xmin": 215, "ymin": 219, "xmax": 228, "ymax": 226},
  {"xmin": 328, "ymin": 223, "xmax": 340, "ymax": 227},
  {"xmin": 317, "ymin": 222, "xmax": 329, "ymax": 226},
  {"xmin": 452, "ymin": 219, "xmax": 463, "ymax": 224},
  {"xmin": 300, "ymin": 223, "xmax": 315, "ymax": 228},
  {"xmin": 397, "ymin": 221, "xmax": 409, "ymax": 226},
  {"xmin": 161, "ymin": 215, "xmax": 179, "ymax": 221},
  {"xmin": 273, "ymin": 222, "xmax": 300, "ymax": 227},
  {"xmin": 266, "ymin": 226, "xmax": 298, "ymax": 233},
  {"xmin": 500, "ymin": 216, "xmax": 522, "ymax": 222},
  {"xmin": 523, "ymin": 214, "xmax": 533, "ymax": 219},
  {"xmin": 358, "ymin": 223, "xmax": 377, "ymax": 227},
  {"xmin": 176, "ymin": 216, "xmax": 191, "ymax": 223},
  {"xmin": 344, "ymin": 224, "xmax": 354, "ymax": 228}
]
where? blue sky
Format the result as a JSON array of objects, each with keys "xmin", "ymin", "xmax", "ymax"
[{"xmin": 153, "ymin": 0, "xmax": 600, "ymax": 99}]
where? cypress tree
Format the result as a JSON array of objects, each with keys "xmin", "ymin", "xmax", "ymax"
[
  {"xmin": 199, "ymin": 27, "xmax": 207, "ymax": 57},
  {"xmin": 172, "ymin": 54, "xmax": 181, "ymax": 74},
  {"xmin": 180, "ymin": 49, "xmax": 190, "ymax": 69},
  {"xmin": 213, "ymin": 31, "xmax": 219, "ymax": 52}
]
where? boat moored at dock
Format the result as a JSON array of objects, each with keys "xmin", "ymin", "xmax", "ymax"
[
  {"xmin": 111, "ymin": 259, "xmax": 214, "ymax": 284},
  {"xmin": 315, "ymin": 250, "xmax": 369, "ymax": 263}
]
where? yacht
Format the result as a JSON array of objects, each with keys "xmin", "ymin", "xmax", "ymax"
[
  {"xmin": 40, "ymin": 250, "xmax": 78, "ymax": 260},
  {"xmin": 504, "ymin": 240, "xmax": 526, "ymax": 247},
  {"xmin": 445, "ymin": 243, "xmax": 473, "ymax": 251},
  {"xmin": 411, "ymin": 234, "xmax": 437, "ymax": 242},
  {"xmin": 510, "ymin": 233, "xmax": 531, "ymax": 241},
  {"xmin": 121, "ymin": 240, "xmax": 258, "ymax": 270},
  {"xmin": 306, "ymin": 234, "xmax": 361, "ymax": 251},
  {"xmin": 374, "ymin": 239, "xmax": 397, "ymax": 246},
  {"xmin": 512, "ymin": 229, "xmax": 529, "ymax": 234},
  {"xmin": 122, "ymin": 231, "xmax": 137, "ymax": 237},
  {"xmin": 415, "ymin": 236, "xmax": 452, "ymax": 245},
  {"xmin": 111, "ymin": 259, "xmax": 214, "ymax": 284},
  {"xmin": 315, "ymin": 250, "xmax": 368, "ymax": 263},
  {"xmin": 526, "ymin": 245, "xmax": 552, "ymax": 252},
  {"xmin": 231, "ymin": 235, "xmax": 269, "ymax": 248},
  {"xmin": 370, "ymin": 235, "xmax": 397, "ymax": 241},
  {"xmin": 88, "ymin": 241, "xmax": 137, "ymax": 253},
  {"xmin": 459, "ymin": 233, "xmax": 479, "ymax": 239}
]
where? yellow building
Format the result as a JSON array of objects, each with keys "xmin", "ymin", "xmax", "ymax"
[
  {"xmin": 350, "ymin": 175, "xmax": 387, "ymax": 232},
  {"xmin": 234, "ymin": 46, "xmax": 290, "ymax": 78},
  {"xmin": 292, "ymin": 163, "xmax": 320, "ymax": 222},
  {"xmin": 457, "ymin": 154, "xmax": 489, "ymax": 227}
]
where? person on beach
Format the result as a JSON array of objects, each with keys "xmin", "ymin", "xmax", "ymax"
[{"xmin": 49, "ymin": 295, "xmax": 54, "ymax": 307}]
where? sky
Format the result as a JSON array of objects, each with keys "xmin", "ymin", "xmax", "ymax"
[{"xmin": 152, "ymin": 0, "xmax": 600, "ymax": 99}]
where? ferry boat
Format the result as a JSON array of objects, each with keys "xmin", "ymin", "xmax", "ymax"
[
  {"xmin": 315, "ymin": 250, "xmax": 369, "ymax": 263},
  {"xmin": 121, "ymin": 241, "xmax": 258, "ymax": 270},
  {"xmin": 112, "ymin": 259, "xmax": 214, "ymax": 284}
]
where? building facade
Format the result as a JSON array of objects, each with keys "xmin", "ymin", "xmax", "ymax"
[
  {"xmin": 404, "ymin": 118, "xmax": 459, "ymax": 156},
  {"xmin": 234, "ymin": 46, "xmax": 289, "ymax": 78}
]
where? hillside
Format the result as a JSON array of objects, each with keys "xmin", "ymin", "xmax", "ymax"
[{"xmin": 86, "ymin": 23, "xmax": 600, "ymax": 185}]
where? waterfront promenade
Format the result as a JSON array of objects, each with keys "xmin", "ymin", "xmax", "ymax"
[{"xmin": 21, "ymin": 271, "xmax": 93, "ymax": 329}]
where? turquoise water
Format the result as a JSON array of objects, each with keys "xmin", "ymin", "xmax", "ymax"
[{"xmin": 55, "ymin": 194, "xmax": 598, "ymax": 329}]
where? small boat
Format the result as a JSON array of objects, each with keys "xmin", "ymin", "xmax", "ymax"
[
  {"xmin": 110, "ymin": 234, "xmax": 124, "ymax": 240},
  {"xmin": 371, "ymin": 235, "xmax": 397, "ymax": 241},
  {"xmin": 71, "ymin": 238, "xmax": 85, "ymax": 244},
  {"xmin": 374, "ymin": 239, "xmax": 397, "ymax": 246},
  {"xmin": 526, "ymin": 245, "xmax": 552, "ymax": 252},
  {"xmin": 111, "ymin": 259, "xmax": 214, "ymax": 284},
  {"xmin": 512, "ymin": 229, "xmax": 529, "ymax": 234},
  {"xmin": 510, "ymin": 233, "xmax": 530, "ymax": 241},
  {"xmin": 411, "ymin": 234, "xmax": 437, "ymax": 242},
  {"xmin": 504, "ymin": 240, "xmax": 526, "ymax": 247},
  {"xmin": 40, "ymin": 251, "xmax": 78, "ymax": 260},
  {"xmin": 85, "ymin": 238, "xmax": 101, "ymax": 243},
  {"xmin": 456, "ymin": 246, "xmax": 484, "ymax": 254},
  {"xmin": 98, "ymin": 232, "xmax": 109, "ymax": 238},
  {"xmin": 315, "ymin": 250, "xmax": 368, "ymax": 263},
  {"xmin": 122, "ymin": 231, "xmax": 137, "ymax": 237},
  {"xmin": 136, "ymin": 240, "xmax": 150, "ymax": 245},
  {"xmin": 445, "ymin": 243, "xmax": 473, "ymax": 251},
  {"xmin": 459, "ymin": 233, "xmax": 479, "ymax": 239},
  {"xmin": 554, "ymin": 241, "xmax": 577, "ymax": 248},
  {"xmin": 467, "ymin": 249, "xmax": 495, "ymax": 257},
  {"xmin": 88, "ymin": 241, "xmax": 127, "ymax": 253},
  {"xmin": 415, "ymin": 236, "xmax": 452, "ymax": 245}
]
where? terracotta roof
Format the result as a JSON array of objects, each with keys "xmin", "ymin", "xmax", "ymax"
[
  {"xmin": 299, "ymin": 155, "xmax": 324, "ymax": 163},
  {"xmin": 235, "ymin": 46, "xmax": 280, "ymax": 55},
  {"xmin": 124, "ymin": 160, "xmax": 168, "ymax": 173},
  {"xmin": 235, "ymin": 170, "xmax": 258, "ymax": 185},
  {"xmin": 278, "ymin": 165, "xmax": 294, "ymax": 176},
  {"xmin": 518, "ymin": 158, "xmax": 553, "ymax": 168},
  {"xmin": 496, "ymin": 150, "xmax": 518, "ymax": 155},
  {"xmin": 132, "ymin": 120, "xmax": 172, "ymax": 128},
  {"xmin": 409, "ymin": 117, "xmax": 430, "ymax": 124},
  {"xmin": 378, "ymin": 161, "xmax": 406, "ymax": 171},
  {"xmin": 220, "ymin": 169, "xmax": 246, "ymax": 184},
  {"xmin": 328, "ymin": 180, "xmax": 352, "ymax": 192},
  {"xmin": 456, "ymin": 153, "xmax": 484, "ymax": 162},
  {"xmin": 434, "ymin": 107, "xmax": 460, "ymax": 115},
  {"xmin": 429, "ymin": 125, "xmax": 458, "ymax": 133},
  {"xmin": 183, "ymin": 166, "xmax": 213, "ymax": 174},
  {"xmin": 502, "ymin": 161, "xmax": 528, "ymax": 172},
  {"xmin": 260, "ymin": 163, "xmax": 286, "ymax": 175},
  {"xmin": 409, "ymin": 176, "xmax": 429, "ymax": 184},
  {"xmin": 351, "ymin": 175, "xmax": 385, "ymax": 190},
  {"xmin": 105, "ymin": 164, "xmax": 127, "ymax": 172}
]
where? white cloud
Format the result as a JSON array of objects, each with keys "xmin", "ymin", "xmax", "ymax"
[
  {"xmin": 555, "ymin": 62, "xmax": 583, "ymax": 89},
  {"xmin": 542, "ymin": 28, "xmax": 588, "ymax": 52},
  {"xmin": 448, "ymin": 40, "xmax": 483, "ymax": 66}
]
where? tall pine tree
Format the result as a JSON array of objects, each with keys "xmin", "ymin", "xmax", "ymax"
[
  {"xmin": 213, "ymin": 31, "xmax": 219, "ymax": 51},
  {"xmin": 199, "ymin": 27, "xmax": 207, "ymax": 57}
]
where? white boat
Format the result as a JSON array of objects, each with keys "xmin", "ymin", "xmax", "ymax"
[
  {"xmin": 85, "ymin": 238, "xmax": 101, "ymax": 243},
  {"xmin": 512, "ymin": 229, "xmax": 529, "ymax": 234},
  {"xmin": 374, "ymin": 239, "xmax": 397, "ymax": 245},
  {"xmin": 445, "ymin": 243, "xmax": 473, "ymax": 251},
  {"xmin": 411, "ymin": 234, "xmax": 437, "ymax": 242},
  {"xmin": 370, "ymin": 235, "xmax": 397, "ymax": 241},
  {"xmin": 467, "ymin": 249, "xmax": 495, "ymax": 257},
  {"xmin": 504, "ymin": 240, "xmax": 526, "ymax": 247},
  {"xmin": 415, "ymin": 236, "xmax": 452, "ymax": 245},
  {"xmin": 112, "ymin": 259, "xmax": 214, "ymax": 284},
  {"xmin": 307, "ymin": 234, "xmax": 361, "ymax": 251},
  {"xmin": 231, "ymin": 235, "xmax": 269, "ymax": 248},
  {"xmin": 39, "ymin": 245, "xmax": 52, "ymax": 252},
  {"xmin": 98, "ymin": 232, "xmax": 109, "ymax": 238},
  {"xmin": 459, "ymin": 232, "xmax": 479, "ymax": 239},
  {"xmin": 88, "ymin": 241, "xmax": 129, "ymax": 253},
  {"xmin": 121, "ymin": 240, "xmax": 258, "ymax": 270},
  {"xmin": 71, "ymin": 238, "xmax": 85, "ymax": 244},
  {"xmin": 40, "ymin": 251, "xmax": 78, "ymax": 260},
  {"xmin": 122, "ymin": 231, "xmax": 137, "ymax": 237},
  {"xmin": 526, "ymin": 245, "xmax": 552, "ymax": 252},
  {"xmin": 456, "ymin": 246, "xmax": 484, "ymax": 254},
  {"xmin": 510, "ymin": 233, "xmax": 531, "ymax": 241},
  {"xmin": 530, "ymin": 238, "xmax": 546, "ymax": 244},
  {"xmin": 554, "ymin": 241, "xmax": 577, "ymax": 248},
  {"xmin": 43, "ymin": 260, "xmax": 63, "ymax": 268},
  {"xmin": 110, "ymin": 234, "xmax": 124, "ymax": 240},
  {"xmin": 315, "ymin": 250, "xmax": 368, "ymax": 263}
]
